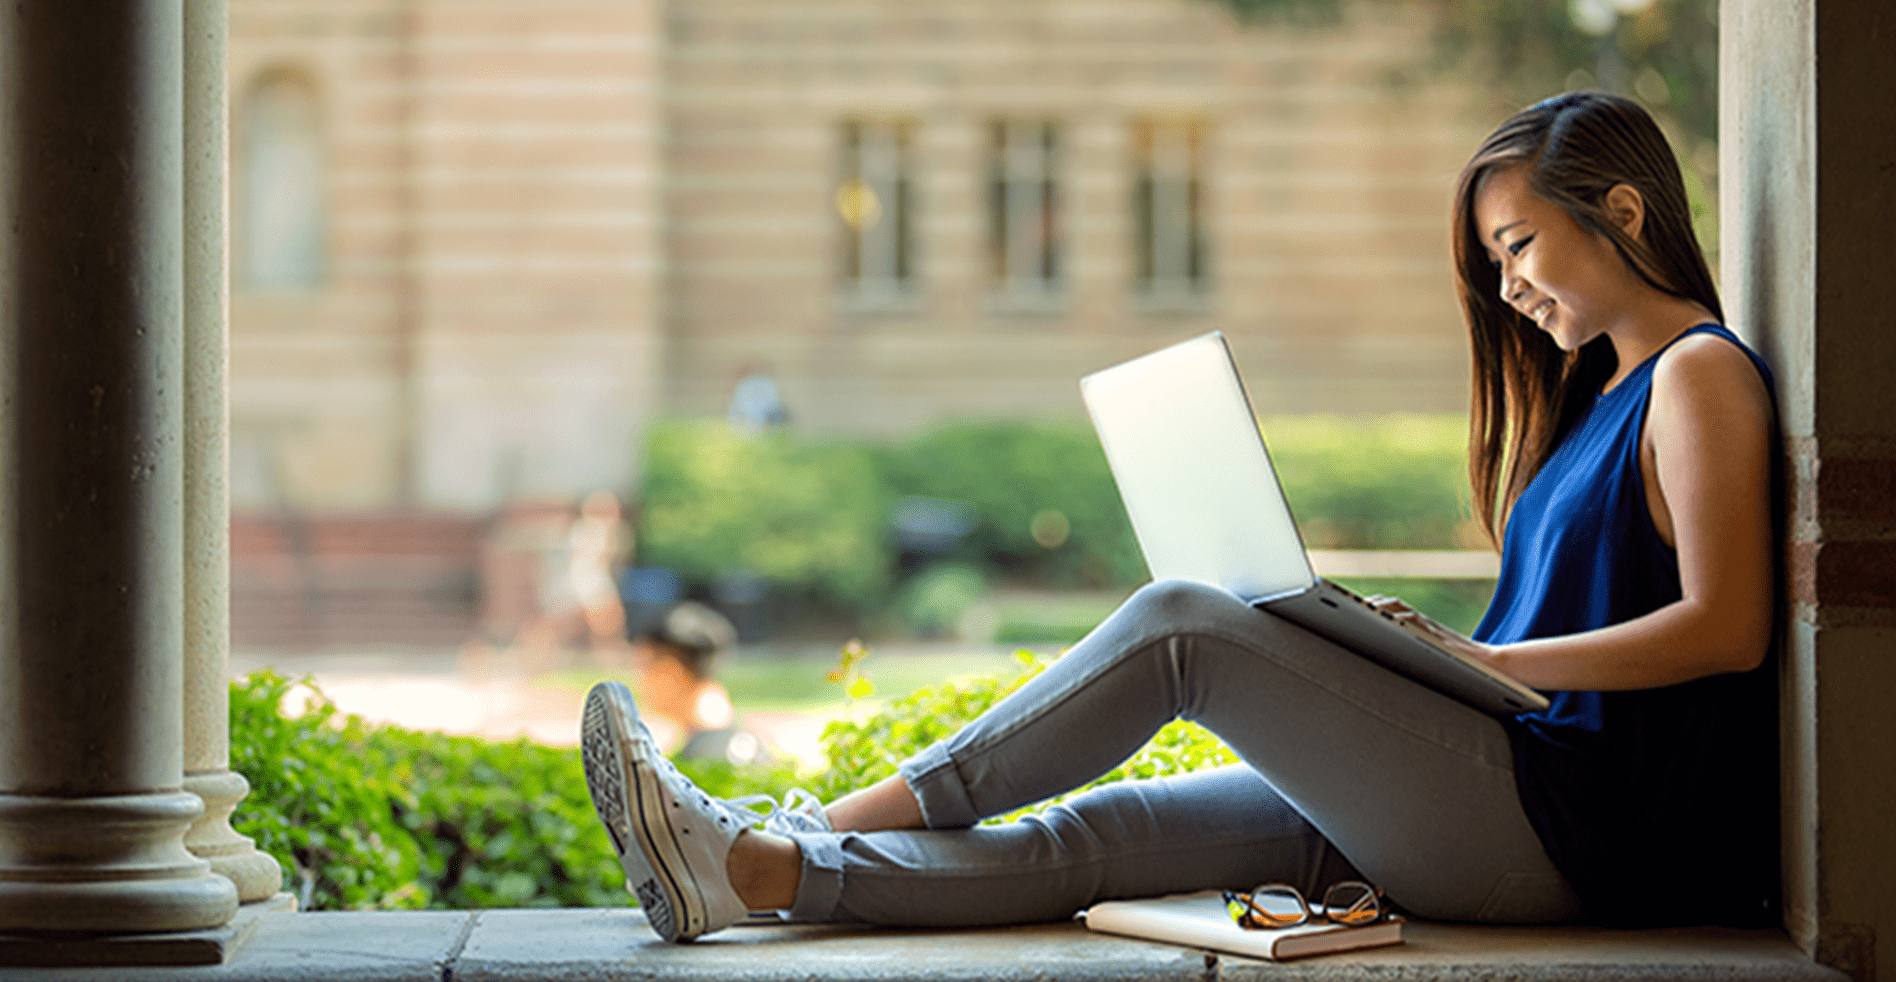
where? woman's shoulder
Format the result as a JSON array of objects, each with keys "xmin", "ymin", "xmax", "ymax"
[{"xmin": 1651, "ymin": 326, "xmax": 1774, "ymax": 419}]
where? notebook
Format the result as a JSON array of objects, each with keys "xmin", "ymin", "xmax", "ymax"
[
  {"xmin": 1079, "ymin": 331, "xmax": 1547, "ymax": 716},
  {"xmin": 1082, "ymin": 891, "xmax": 1403, "ymax": 961}
]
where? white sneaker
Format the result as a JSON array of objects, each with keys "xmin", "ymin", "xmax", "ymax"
[{"xmin": 581, "ymin": 681, "xmax": 749, "ymax": 942}]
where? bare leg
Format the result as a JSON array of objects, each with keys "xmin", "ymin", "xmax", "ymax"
[
  {"xmin": 727, "ymin": 830, "xmax": 802, "ymax": 910},
  {"xmin": 824, "ymin": 774, "xmax": 924, "ymax": 833}
]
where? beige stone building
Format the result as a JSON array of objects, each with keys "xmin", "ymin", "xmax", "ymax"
[
  {"xmin": 225, "ymin": 0, "xmax": 1491, "ymax": 643},
  {"xmin": 229, "ymin": 0, "xmax": 1488, "ymax": 509}
]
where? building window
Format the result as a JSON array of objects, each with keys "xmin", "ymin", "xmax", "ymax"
[
  {"xmin": 837, "ymin": 120, "xmax": 917, "ymax": 306},
  {"xmin": 237, "ymin": 70, "xmax": 325, "ymax": 292},
  {"xmin": 987, "ymin": 120, "xmax": 1062, "ymax": 304},
  {"xmin": 1131, "ymin": 119, "xmax": 1210, "ymax": 301}
]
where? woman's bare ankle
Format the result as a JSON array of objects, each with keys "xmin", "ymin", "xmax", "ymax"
[
  {"xmin": 824, "ymin": 773, "xmax": 925, "ymax": 832},
  {"xmin": 726, "ymin": 830, "xmax": 801, "ymax": 912}
]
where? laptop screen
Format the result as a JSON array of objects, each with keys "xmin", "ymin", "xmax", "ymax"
[{"xmin": 1081, "ymin": 332, "xmax": 1315, "ymax": 602}]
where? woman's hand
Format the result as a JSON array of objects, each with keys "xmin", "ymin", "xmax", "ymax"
[{"xmin": 1362, "ymin": 595, "xmax": 1500, "ymax": 666}]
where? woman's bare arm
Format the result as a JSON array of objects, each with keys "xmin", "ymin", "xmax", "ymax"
[{"xmin": 1376, "ymin": 334, "xmax": 1776, "ymax": 692}]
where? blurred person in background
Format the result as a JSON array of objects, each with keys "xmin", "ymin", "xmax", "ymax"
[
  {"xmin": 500, "ymin": 490, "xmax": 633, "ymax": 675},
  {"xmin": 564, "ymin": 490, "xmax": 634, "ymax": 659},
  {"xmin": 727, "ymin": 361, "xmax": 789, "ymax": 436},
  {"xmin": 631, "ymin": 601, "xmax": 769, "ymax": 767}
]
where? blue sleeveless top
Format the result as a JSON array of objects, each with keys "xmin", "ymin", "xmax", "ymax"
[{"xmin": 1473, "ymin": 324, "xmax": 1779, "ymax": 928}]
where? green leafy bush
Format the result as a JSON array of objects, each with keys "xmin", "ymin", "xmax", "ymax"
[
  {"xmin": 635, "ymin": 414, "xmax": 1479, "ymax": 618},
  {"xmin": 893, "ymin": 561, "xmax": 991, "ymax": 638},
  {"xmin": 879, "ymin": 421, "xmax": 1146, "ymax": 588},
  {"xmin": 231, "ymin": 671, "xmax": 431, "ymax": 910},
  {"xmin": 809, "ymin": 651, "xmax": 1236, "ymax": 823},
  {"xmin": 230, "ymin": 671, "xmax": 797, "ymax": 911},
  {"xmin": 1260, "ymin": 414, "xmax": 1477, "ymax": 550},
  {"xmin": 637, "ymin": 421, "xmax": 893, "ymax": 608}
]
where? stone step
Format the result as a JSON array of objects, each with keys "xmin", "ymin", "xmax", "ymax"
[{"xmin": 0, "ymin": 908, "xmax": 1849, "ymax": 982}]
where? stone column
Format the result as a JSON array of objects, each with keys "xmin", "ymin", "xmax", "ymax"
[
  {"xmin": 0, "ymin": 0, "xmax": 240, "ymax": 932},
  {"xmin": 180, "ymin": 0, "xmax": 284, "ymax": 904},
  {"xmin": 1724, "ymin": 1, "xmax": 1896, "ymax": 978}
]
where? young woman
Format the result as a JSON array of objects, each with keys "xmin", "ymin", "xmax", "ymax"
[{"xmin": 579, "ymin": 91, "xmax": 1780, "ymax": 943}]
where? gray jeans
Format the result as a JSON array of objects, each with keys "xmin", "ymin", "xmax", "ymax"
[{"xmin": 784, "ymin": 579, "xmax": 1583, "ymax": 927}]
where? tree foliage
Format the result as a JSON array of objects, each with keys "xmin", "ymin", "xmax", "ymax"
[
  {"xmin": 1212, "ymin": 0, "xmax": 1344, "ymax": 24},
  {"xmin": 1414, "ymin": 0, "xmax": 1723, "ymax": 264},
  {"xmin": 1421, "ymin": 0, "xmax": 1719, "ymax": 150},
  {"xmin": 1203, "ymin": 0, "xmax": 1722, "ymax": 254},
  {"xmin": 1204, "ymin": 0, "xmax": 1716, "ymax": 148}
]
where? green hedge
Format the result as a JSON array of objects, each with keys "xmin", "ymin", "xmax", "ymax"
[
  {"xmin": 809, "ymin": 651, "xmax": 1236, "ymax": 822},
  {"xmin": 1261, "ymin": 415, "xmax": 1477, "ymax": 549},
  {"xmin": 636, "ymin": 414, "xmax": 1476, "ymax": 612},
  {"xmin": 230, "ymin": 650, "xmax": 1232, "ymax": 910},
  {"xmin": 231, "ymin": 671, "xmax": 799, "ymax": 910},
  {"xmin": 878, "ymin": 422, "xmax": 1145, "ymax": 587},
  {"xmin": 637, "ymin": 423, "xmax": 893, "ymax": 608}
]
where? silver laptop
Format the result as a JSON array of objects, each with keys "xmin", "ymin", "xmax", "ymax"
[{"xmin": 1080, "ymin": 331, "xmax": 1547, "ymax": 716}]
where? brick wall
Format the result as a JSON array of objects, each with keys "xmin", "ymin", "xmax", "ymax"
[
  {"xmin": 1790, "ymin": 440, "xmax": 1896, "ymax": 618},
  {"xmin": 229, "ymin": 512, "xmax": 484, "ymax": 648}
]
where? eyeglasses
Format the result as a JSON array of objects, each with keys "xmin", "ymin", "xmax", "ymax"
[{"xmin": 1222, "ymin": 881, "xmax": 1387, "ymax": 930}]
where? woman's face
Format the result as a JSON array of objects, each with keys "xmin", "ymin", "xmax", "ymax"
[{"xmin": 1472, "ymin": 165, "xmax": 1637, "ymax": 352}]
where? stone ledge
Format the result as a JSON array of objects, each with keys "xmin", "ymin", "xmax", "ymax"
[
  {"xmin": 0, "ymin": 908, "xmax": 1849, "ymax": 982},
  {"xmin": 0, "ymin": 894, "xmax": 296, "ymax": 968}
]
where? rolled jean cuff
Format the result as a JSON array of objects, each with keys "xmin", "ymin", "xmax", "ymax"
[
  {"xmin": 898, "ymin": 741, "xmax": 981, "ymax": 829},
  {"xmin": 786, "ymin": 832, "xmax": 847, "ymax": 923}
]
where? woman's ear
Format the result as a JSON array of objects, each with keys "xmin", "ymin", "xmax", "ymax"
[{"xmin": 1603, "ymin": 183, "xmax": 1647, "ymax": 242}]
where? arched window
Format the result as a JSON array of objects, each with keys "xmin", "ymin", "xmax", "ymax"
[{"xmin": 237, "ymin": 70, "xmax": 325, "ymax": 291}]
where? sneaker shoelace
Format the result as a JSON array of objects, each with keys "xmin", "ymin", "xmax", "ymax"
[{"xmin": 723, "ymin": 787, "xmax": 831, "ymax": 835}]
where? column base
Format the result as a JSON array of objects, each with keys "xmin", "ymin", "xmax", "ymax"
[
  {"xmin": 0, "ymin": 791, "xmax": 239, "ymax": 933},
  {"xmin": 183, "ymin": 769, "xmax": 284, "ymax": 901},
  {"xmin": 0, "ymin": 891, "xmax": 293, "ymax": 968}
]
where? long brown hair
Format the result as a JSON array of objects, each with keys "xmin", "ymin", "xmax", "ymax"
[{"xmin": 1453, "ymin": 92, "xmax": 1722, "ymax": 547}]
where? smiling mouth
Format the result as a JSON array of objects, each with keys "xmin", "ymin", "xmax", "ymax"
[{"xmin": 1525, "ymin": 299, "xmax": 1555, "ymax": 325}]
